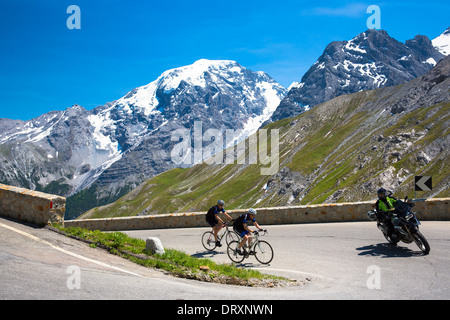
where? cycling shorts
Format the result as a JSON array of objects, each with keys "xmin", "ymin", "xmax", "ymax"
[
  {"xmin": 234, "ymin": 227, "xmax": 250, "ymax": 238},
  {"xmin": 206, "ymin": 215, "xmax": 219, "ymax": 227}
]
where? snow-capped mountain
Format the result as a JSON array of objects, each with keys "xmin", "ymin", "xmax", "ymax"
[
  {"xmin": 269, "ymin": 28, "xmax": 445, "ymax": 123},
  {"xmin": 433, "ymin": 27, "xmax": 450, "ymax": 56},
  {"xmin": 0, "ymin": 59, "xmax": 286, "ymax": 216},
  {"xmin": 93, "ymin": 59, "xmax": 285, "ymax": 152}
]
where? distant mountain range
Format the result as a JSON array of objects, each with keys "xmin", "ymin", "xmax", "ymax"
[
  {"xmin": 0, "ymin": 59, "xmax": 286, "ymax": 218},
  {"xmin": 268, "ymin": 28, "xmax": 448, "ymax": 123},
  {"xmin": 0, "ymin": 27, "xmax": 448, "ymax": 219}
]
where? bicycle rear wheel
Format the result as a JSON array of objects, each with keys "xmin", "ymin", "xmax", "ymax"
[
  {"xmin": 201, "ymin": 231, "xmax": 216, "ymax": 251},
  {"xmin": 227, "ymin": 240, "xmax": 245, "ymax": 263},
  {"xmin": 225, "ymin": 230, "xmax": 240, "ymax": 245},
  {"xmin": 253, "ymin": 240, "xmax": 273, "ymax": 264}
]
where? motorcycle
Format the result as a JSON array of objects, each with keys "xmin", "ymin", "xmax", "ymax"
[{"xmin": 367, "ymin": 196, "xmax": 430, "ymax": 254}]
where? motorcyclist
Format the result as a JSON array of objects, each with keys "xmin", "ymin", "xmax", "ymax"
[{"xmin": 374, "ymin": 188, "xmax": 406, "ymax": 238}]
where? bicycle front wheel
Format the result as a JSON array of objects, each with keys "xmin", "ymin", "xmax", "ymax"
[
  {"xmin": 201, "ymin": 231, "xmax": 216, "ymax": 251},
  {"xmin": 227, "ymin": 240, "xmax": 245, "ymax": 263},
  {"xmin": 253, "ymin": 240, "xmax": 273, "ymax": 264}
]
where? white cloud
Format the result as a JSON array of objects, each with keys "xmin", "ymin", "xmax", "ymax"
[{"xmin": 304, "ymin": 3, "xmax": 368, "ymax": 18}]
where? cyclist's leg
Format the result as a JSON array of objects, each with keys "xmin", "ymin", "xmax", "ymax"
[
  {"xmin": 214, "ymin": 221, "xmax": 227, "ymax": 246},
  {"xmin": 213, "ymin": 222, "xmax": 223, "ymax": 239},
  {"xmin": 238, "ymin": 230, "xmax": 250, "ymax": 249},
  {"xmin": 206, "ymin": 216, "xmax": 220, "ymax": 242}
]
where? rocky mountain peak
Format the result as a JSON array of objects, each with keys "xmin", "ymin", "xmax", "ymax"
[{"xmin": 268, "ymin": 29, "xmax": 445, "ymax": 124}]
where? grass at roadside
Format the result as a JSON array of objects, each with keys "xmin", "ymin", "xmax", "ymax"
[{"xmin": 50, "ymin": 225, "xmax": 295, "ymax": 287}]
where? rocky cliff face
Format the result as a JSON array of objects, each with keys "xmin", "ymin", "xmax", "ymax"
[{"xmin": 269, "ymin": 29, "xmax": 446, "ymax": 123}]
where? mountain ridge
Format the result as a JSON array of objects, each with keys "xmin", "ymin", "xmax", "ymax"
[{"xmin": 268, "ymin": 28, "xmax": 447, "ymax": 124}]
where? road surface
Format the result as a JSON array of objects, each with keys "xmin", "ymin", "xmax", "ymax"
[
  {"xmin": 124, "ymin": 221, "xmax": 450, "ymax": 299},
  {"xmin": 1, "ymin": 216, "xmax": 449, "ymax": 300}
]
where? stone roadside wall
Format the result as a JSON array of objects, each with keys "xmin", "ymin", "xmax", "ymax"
[
  {"xmin": 0, "ymin": 183, "xmax": 66, "ymax": 226},
  {"xmin": 0, "ymin": 182, "xmax": 447, "ymax": 230},
  {"xmin": 65, "ymin": 198, "xmax": 449, "ymax": 231}
]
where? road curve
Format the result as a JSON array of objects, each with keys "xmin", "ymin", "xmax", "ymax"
[
  {"xmin": 124, "ymin": 221, "xmax": 450, "ymax": 299},
  {"xmin": 1, "ymin": 217, "xmax": 449, "ymax": 299}
]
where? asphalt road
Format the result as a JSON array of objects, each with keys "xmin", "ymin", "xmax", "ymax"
[
  {"xmin": 125, "ymin": 221, "xmax": 450, "ymax": 299},
  {"xmin": 1, "ymin": 216, "xmax": 449, "ymax": 300}
]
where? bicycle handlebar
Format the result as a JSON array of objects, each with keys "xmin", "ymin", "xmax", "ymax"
[
  {"xmin": 254, "ymin": 229, "xmax": 268, "ymax": 236},
  {"xmin": 222, "ymin": 219, "xmax": 235, "ymax": 226}
]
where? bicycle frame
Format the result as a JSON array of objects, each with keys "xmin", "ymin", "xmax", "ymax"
[
  {"xmin": 202, "ymin": 220, "xmax": 239, "ymax": 252},
  {"xmin": 218, "ymin": 223, "xmax": 232, "ymax": 239},
  {"xmin": 247, "ymin": 230, "xmax": 266, "ymax": 252}
]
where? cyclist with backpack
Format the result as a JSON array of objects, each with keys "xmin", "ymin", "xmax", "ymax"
[{"xmin": 205, "ymin": 200, "xmax": 233, "ymax": 247}]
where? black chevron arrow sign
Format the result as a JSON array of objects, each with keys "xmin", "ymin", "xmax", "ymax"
[{"xmin": 415, "ymin": 176, "xmax": 432, "ymax": 192}]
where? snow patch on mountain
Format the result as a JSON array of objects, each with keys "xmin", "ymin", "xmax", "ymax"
[
  {"xmin": 87, "ymin": 111, "xmax": 121, "ymax": 156},
  {"xmin": 433, "ymin": 27, "xmax": 450, "ymax": 56},
  {"xmin": 161, "ymin": 59, "xmax": 238, "ymax": 91},
  {"xmin": 114, "ymin": 81, "xmax": 161, "ymax": 116},
  {"xmin": 240, "ymin": 80, "xmax": 284, "ymax": 140}
]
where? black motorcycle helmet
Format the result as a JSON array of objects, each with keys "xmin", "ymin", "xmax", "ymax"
[{"xmin": 377, "ymin": 188, "xmax": 387, "ymax": 200}]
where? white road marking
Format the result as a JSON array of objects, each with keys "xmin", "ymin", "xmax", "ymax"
[{"xmin": 0, "ymin": 222, "xmax": 143, "ymax": 278}]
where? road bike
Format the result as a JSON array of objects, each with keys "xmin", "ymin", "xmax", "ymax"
[
  {"xmin": 227, "ymin": 229, "xmax": 274, "ymax": 264},
  {"xmin": 201, "ymin": 220, "xmax": 240, "ymax": 251}
]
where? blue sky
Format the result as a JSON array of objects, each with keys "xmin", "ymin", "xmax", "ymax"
[{"xmin": 0, "ymin": 0, "xmax": 448, "ymax": 120}]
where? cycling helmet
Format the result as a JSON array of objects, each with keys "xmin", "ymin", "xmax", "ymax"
[
  {"xmin": 217, "ymin": 200, "xmax": 225, "ymax": 206},
  {"xmin": 248, "ymin": 208, "xmax": 257, "ymax": 215}
]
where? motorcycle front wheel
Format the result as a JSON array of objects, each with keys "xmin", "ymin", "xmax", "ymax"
[{"xmin": 413, "ymin": 230, "xmax": 430, "ymax": 254}]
